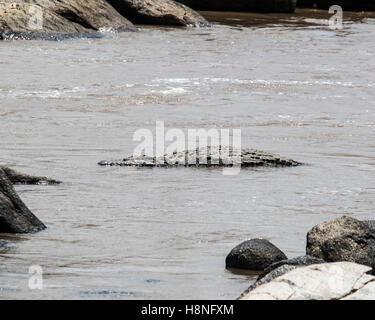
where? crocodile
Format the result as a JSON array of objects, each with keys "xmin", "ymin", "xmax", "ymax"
[
  {"xmin": 0, "ymin": 31, "xmax": 105, "ymax": 41},
  {"xmin": 98, "ymin": 146, "xmax": 302, "ymax": 168}
]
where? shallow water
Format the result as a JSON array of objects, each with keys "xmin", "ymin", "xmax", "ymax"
[{"xmin": 0, "ymin": 9, "xmax": 374, "ymax": 299}]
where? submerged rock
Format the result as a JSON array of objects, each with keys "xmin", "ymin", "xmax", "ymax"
[
  {"xmin": 0, "ymin": 166, "xmax": 61, "ymax": 185},
  {"xmin": 226, "ymin": 239, "xmax": 287, "ymax": 271},
  {"xmin": 0, "ymin": 168, "xmax": 46, "ymax": 234},
  {"xmin": 241, "ymin": 264, "xmax": 297, "ymax": 298},
  {"xmin": 98, "ymin": 146, "xmax": 302, "ymax": 168},
  {"xmin": 297, "ymin": 0, "xmax": 375, "ymax": 11},
  {"xmin": 240, "ymin": 262, "xmax": 375, "ymax": 300},
  {"xmin": 0, "ymin": 0, "xmax": 136, "ymax": 39},
  {"xmin": 107, "ymin": 0, "xmax": 210, "ymax": 26},
  {"xmin": 176, "ymin": 0, "xmax": 297, "ymax": 13},
  {"xmin": 306, "ymin": 216, "xmax": 375, "ymax": 272}
]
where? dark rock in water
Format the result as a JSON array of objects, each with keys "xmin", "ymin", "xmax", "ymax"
[
  {"xmin": 0, "ymin": 31, "xmax": 105, "ymax": 41},
  {"xmin": 239, "ymin": 255, "xmax": 326, "ymax": 298},
  {"xmin": 107, "ymin": 0, "xmax": 210, "ymax": 26},
  {"xmin": 0, "ymin": 168, "xmax": 46, "ymax": 234},
  {"xmin": 0, "ymin": 167, "xmax": 61, "ymax": 185},
  {"xmin": 240, "ymin": 264, "xmax": 297, "ymax": 298},
  {"xmin": 257, "ymin": 255, "xmax": 326, "ymax": 281},
  {"xmin": 226, "ymin": 239, "xmax": 287, "ymax": 271},
  {"xmin": 306, "ymin": 216, "xmax": 375, "ymax": 272},
  {"xmin": 98, "ymin": 146, "xmax": 302, "ymax": 168},
  {"xmin": 176, "ymin": 0, "xmax": 297, "ymax": 13},
  {"xmin": 0, "ymin": 0, "xmax": 136, "ymax": 39},
  {"xmin": 297, "ymin": 0, "xmax": 375, "ymax": 11}
]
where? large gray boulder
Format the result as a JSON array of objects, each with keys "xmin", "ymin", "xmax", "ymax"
[
  {"xmin": 226, "ymin": 239, "xmax": 287, "ymax": 271},
  {"xmin": 306, "ymin": 216, "xmax": 375, "ymax": 272},
  {"xmin": 98, "ymin": 146, "xmax": 302, "ymax": 168},
  {"xmin": 0, "ymin": 167, "xmax": 47, "ymax": 233},
  {"xmin": 297, "ymin": 0, "xmax": 375, "ymax": 11},
  {"xmin": 240, "ymin": 262, "xmax": 375, "ymax": 300},
  {"xmin": 0, "ymin": 0, "xmax": 136, "ymax": 39},
  {"xmin": 176, "ymin": 0, "xmax": 297, "ymax": 13},
  {"xmin": 106, "ymin": 0, "xmax": 209, "ymax": 26}
]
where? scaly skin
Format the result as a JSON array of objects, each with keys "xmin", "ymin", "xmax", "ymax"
[{"xmin": 98, "ymin": 146, "xmax": 302, "ymax": 167}]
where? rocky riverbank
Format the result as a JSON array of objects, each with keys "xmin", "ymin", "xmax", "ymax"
[
  {"xmin": 0, "ymin": 0, "xmax": 209, "ymax": 40},
  {"xmin": 228, "ymin": 216, "xmax": 375, "ymax": 300}
]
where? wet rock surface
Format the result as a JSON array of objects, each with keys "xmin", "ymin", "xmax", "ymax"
[
  {"xmin": 225, "ymin": 239, "xmax": 287, "ymax": 271},
  {"xmin": 176, "ymin": 0, "xmax": 297, "ymax": 13},
  {"xmin": 0, "ymin": 0, "xmax": 209, "ymax": 40},
  {"xmin": 0, "ymin": 168, "xmax": 46, "ymax": 234},
  {"xmin": 107, "ymin": 0, "xmax": 210, "ymax": 26},
  {"xmin": 0, "ymin": 0, "xmax": 136, "ymax": 39},
  {"xmin": 98, "ymin": 147, "xmax": 302, "ymax": 168},
  {"xmin": 241, "ymin": 264, "xmax": 297, "ymax": 297},
  {"xmin": 306, "ymin": 216, "xmax": 375, "ymax": 272},
  {"xmin": 240, "ymin": 262, "xmax": 375, "ymax": 300}
]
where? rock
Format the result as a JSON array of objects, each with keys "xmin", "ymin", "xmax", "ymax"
[
  {"xmin": 0, "ymin": 0, "xmax": 136, "ymax": 40},
  {"xmin": 175, "ymin": 0, "xmax": 297, "ymax": 13},
  {"xmin": 106, "ymin": 0, "xmax": 209, "ymax": 26},
  {"xmin": 0, "ymin": 166, "xmax": 61, "ymax": 185},
  {"xmin": 306, "ymin": 216, "xmax": 375, "ymax": 271},
  {"xmin": 240, "ymin": 264, "xmax": 297, "ymax": 298},
  {"xmin": 98, "ymin": 146, "xmax": 302, "ymax": 168},
  {"xmin": 239, "ymin": 255, "xmax": 326, "ymax": 298},
  {"xmin": 342, "ymin": 281, "xmax": 375, "ymax": 300},
  {"xmin": 297, "ymin": 0, "xmax": 375, "ymax": 11},
  {"xmin": 226, "ymin": 239, "xmax": 287, "ymax": 271},
  {"xmin": 257, "ymin": 255, "xmax": 326, "ymax": 281},
  {"xmin": 0, "ymin": 168, "xmax": 46, "ymax": 233},
  {"xmin": 240, "ymin": 262, "xmax": 375, "ymax": 300}
]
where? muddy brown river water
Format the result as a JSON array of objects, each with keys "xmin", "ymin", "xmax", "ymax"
[{"xmin": 0, "ymin": 9, "xmax": 374, "ymax": 299}]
